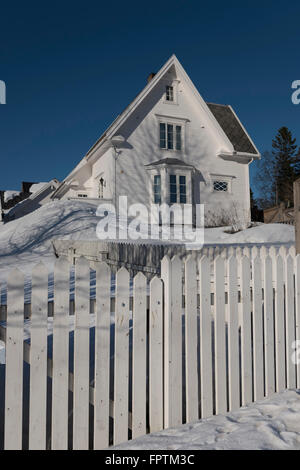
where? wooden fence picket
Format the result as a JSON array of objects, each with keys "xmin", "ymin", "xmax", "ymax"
[
  {"xmin": 29, "ymin": 263, "xmax": 48, "ymax": 450},
  {"xmin": 161, "ymin": 255, "xmax": 183, "ymax": 429},
  {"xmin": 296, "ymin": 255, "xmax": 300, "ymax": 388},
  {"xmin": 274, "ymin": 255, "xmax": 286, "ymax": 392},
  {"xmin": 227, "ymin": 255, "xmax": 240, "ymax": 411},
  {"xmin": 73, "ymin": 257, "xmax": 90, "ymax": 450},
  {"xmin": 285, "ymin": 255, "xmax": 296, "ymax": 389},
  {"xmin": 94, "ymin": 262, "xmax": 111, "ymax": 450},
  {"xmin": 149, "ymin": 276, "xmax": 163, "ymax": 433},
  {"xmin": 52, "ymin": 257, "xmax": 70, "ymax": 450},
  {"xmin": 5, "ymin": 269, "xmax": 24, "ymax": 450},
  {"xmin": 199, "ymin": 256, "xmax": 213, "ymax": 418},
  {"xmin": 263, "ymin": 255, "xmax": 275, "ymax": 396},
  {"xmin": 214, "ymin": 256, "xmax": 227, "ymax": 414},
  {"xmin": 184, "ymin": 256, "xmax": 199, "ymax": 423},
  {"xmin": 132, "ymin": 272, "xmax": 147, "ymax": 439},
  {"xmin": 252, "ymin": 255, "xmax": 264, "ymax": 401},
  {"xmin": 240, "ymin": 256, "xmax": 252, "ymax": 406},
  {"xmin": 113, "ymin": 267, "xmax": 130, "ymax": 445}
]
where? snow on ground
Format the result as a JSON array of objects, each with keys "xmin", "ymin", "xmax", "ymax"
[
  {"xmin": 0, "ymin": 199, "xmax": 295, "ymax": 279},
  {"xmin": 114, "ymin": 390, "xmax": 300, "ymax": 450}
]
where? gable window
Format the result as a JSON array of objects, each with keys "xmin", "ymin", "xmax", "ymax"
[
  {"xmin": 213, "ymin": 180, "xmax": 228, "ymax": 192},
  {"xmin": 153, "ymin": 175, "xmax": 161, "ymax": 204},
  {"xmin": 169, "ymin": 174, "xmax": 187, "ymax": 203},
  {"xmin": 166, "ymin": 85, "xmax": 174, "ymax": 102},
  {"xmin": 160, "ymin": 123, "xmax": 182, "ymax": 150}
]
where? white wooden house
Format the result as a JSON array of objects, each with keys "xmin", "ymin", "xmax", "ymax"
[{"xmin": 52, "ymin": 55, "xmax": 260, "ymax": 227}]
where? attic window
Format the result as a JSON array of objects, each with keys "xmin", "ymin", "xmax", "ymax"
[{"xmin": 166, "ymin": 86, "xmax": 174, "ymax": 102}]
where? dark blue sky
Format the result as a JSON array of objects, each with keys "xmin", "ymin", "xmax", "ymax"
[{"xmin": 0, "ymin": 0, "xmax": 300, "ymax": 191}]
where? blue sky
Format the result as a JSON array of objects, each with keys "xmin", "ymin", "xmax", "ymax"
[{"xmin": 0, "ymin": 0, "xmax": 300, "ymax": 192}]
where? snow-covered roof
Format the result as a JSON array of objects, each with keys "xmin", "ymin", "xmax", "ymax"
[{"xmin": 3, "ymin": 190, "xmax": 20, "ymax": 203}]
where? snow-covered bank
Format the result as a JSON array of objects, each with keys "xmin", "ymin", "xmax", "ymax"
[
  {"xmin": 114, "ymin": 390, "xmax": 300, "ymax": 450},
  {"xmin": 0, "ymin": 199, "xmax": 295, "ymax": 278}
]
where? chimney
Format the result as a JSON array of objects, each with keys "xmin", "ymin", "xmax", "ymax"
[{"xmin": 147, "ymin": 72, "xmax": 156, "ymax": 83}]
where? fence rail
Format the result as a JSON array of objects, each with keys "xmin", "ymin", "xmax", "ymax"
[{"xmin": 0, "ymin": 245, "xmax": 300, "ymax": 449}]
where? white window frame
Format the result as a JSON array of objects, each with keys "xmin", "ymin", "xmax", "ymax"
[
  {"xmin": 156, "ymin": 115, "xmax": 188, "ymax": 152},
  {"xmin": 210, "ymin": 174, "xmax": 234, "ymax": 194},
  {"xmin": 163, "ymin": 79, "xmax": 180, "ymax": 105},
  {"xmin": 169, "ymin": 173, "xmax": 188, "ymax": 204}
]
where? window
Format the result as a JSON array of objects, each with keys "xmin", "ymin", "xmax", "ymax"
[
  {"xmin": 160, "ymin": 123, "xmax": 182, "ymax": 150},
  {"xmin": 213, "ymin": 181, "xmax": 228, "ymax": 192},
  {"xmin": 78, "ymin": 193, "xmax": 88, "ymax": 198},
  {"xmin": 169, "ymin": 174, "xmax": 187, "ymax": 204},
  {"xmin": 166, "ymin": 85, "xmax": 174, "ymax": 102},
  {"xmin": 153, "ymin": 175, "xmax": 161, "ymax": 204}
]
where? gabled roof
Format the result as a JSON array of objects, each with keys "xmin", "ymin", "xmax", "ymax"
[
  {"xmin": 206, "ymin": 103, "xmax": 258, "ymax": 155},
  {"xmin": 82, "ymin": 54, "xmax": 259, "ymax": 161}
]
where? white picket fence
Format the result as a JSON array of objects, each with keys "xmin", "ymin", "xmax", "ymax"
[{"xmin": 0, "ymin": 245, "xmax": 300, "ymax": 449}]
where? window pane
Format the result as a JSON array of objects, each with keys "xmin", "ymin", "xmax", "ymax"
[
  {"xmin": 176, "ymin": 126, "xmax": 182, "ymax": 150},
  {"xmin": 179, "ymin": 175, "xmax": 186, "ymax": 203},
  {"xmin": 167, "ymin": 124, "xmax": 173, "ymax": 149},
  {"xmin": 160, "ymin": 123, "xmax": 166, "ymax": 148},
  {"xmin": 213, "ymin": 181, "xmax": 228, "ymax": 192},
  {"xmin": 153, "ymin": 175, "xmax": 161, "ymax": 204},
  {"xmin": 166, "ymin": 85, "xmax": 174, "ymax": 101},
  {"xmin": 169, "ymin": 175, "xmax": 177, "ymax": 203}
]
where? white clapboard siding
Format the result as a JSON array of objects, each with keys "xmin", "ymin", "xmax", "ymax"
[
  {"xmin": 73, "ymin": 257, "xmax": 90, "ymax": 450},
  {"xmin": 5, "ymin": 269, "xmax": 25, "ymax": 450},
  {"xmin": 252, "ymin": 255, "xmax": 264, "ymax": 401},
  {"xmin": 184, "ymin": 256, "xmax": 199, "ymax": 423},
  {"xmin": 240, "ymin": 256, "xmax": 252, "ymax": 406},
  {"xmin": 132, "ymin": 272, "xmax": 147, "ymax": 439},
  {"xmin": 227, "ymin": 255, "xmax": 240, "ymax": 411},
  {"xmin": 214, "ymin": 256, "xmax": 227, "ymax": 414},
  {"xmin": 199, "ymin": 256, "xmax": 213, "ymax": 418},
  {"xmin": 52, "ymin": 257, "xmax": 70, "ymax": 450},
  {"xmin": 296, "ymin": 255, "xmax": 300, "ymax": 388},
  {"xmin": 263, "ymin": 255, "xmax": 275, "ymax": 396},
  {"xmin": 274, "ymin": 255, "xmax": 286, "ymax": 392},
  {"xmin": 29, "ymin": 263, "xmax": 48, "ymax": 450},
  {"xmin": 161, "ymin": 255, "xmax": 182, "ymax": 429},
  {"xmin": 114, "ymin": 267, "xmax": 130, "ymax": 445},
  {"xmin": 94, "ymin": 262, "xmax": 111, "ymax": 450},
  {"xmin": 149, "ymin": 276, "xmax": 163, "ymax": 433},
  {"xmin": 285, "ymin": 255, "xmax": 296, "ymax": 389}
]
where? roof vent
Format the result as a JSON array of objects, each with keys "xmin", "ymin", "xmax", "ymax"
[{"xmin": 147, "ymin": 72, "xmax": 156, "ymax": 83}]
